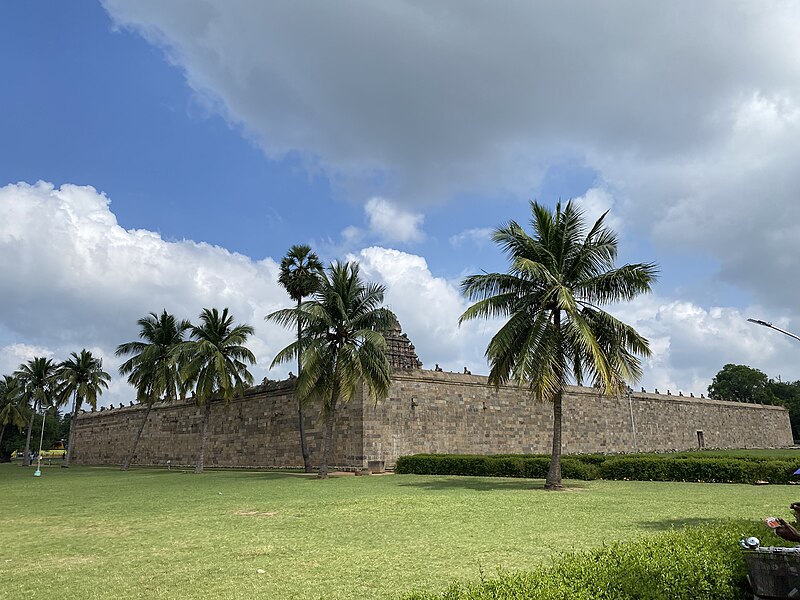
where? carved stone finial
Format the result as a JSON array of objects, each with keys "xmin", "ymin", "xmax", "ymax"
[
  {"xmin": 434, "ymin": 363, "xmax": 443, "ymax": 372},
  {"xmin": 463, "ymin": 367, "xmax": 471, "ymax": 375}
]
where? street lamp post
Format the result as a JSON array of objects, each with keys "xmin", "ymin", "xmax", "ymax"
[{"xmin": 747, "ymin": 318, "xmax": 800, "ymax": 343}]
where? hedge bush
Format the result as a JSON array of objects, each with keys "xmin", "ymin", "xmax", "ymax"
[
  {"xmin": 395, "ymin": 453, "xmax": 797, "ymax": 484},
  {"xmin": 403, "ymin": 522, "xmax": 752, "ymax": 600}
]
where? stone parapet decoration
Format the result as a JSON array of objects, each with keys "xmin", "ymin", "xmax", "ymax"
[{"xmin": 72, "ymin": 370, "xmax": 793, "ymax": 470}]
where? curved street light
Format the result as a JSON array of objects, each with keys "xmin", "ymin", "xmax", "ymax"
[{"xmin": 747, "ymin": 318, "xmax": 800, "ymax": 343}]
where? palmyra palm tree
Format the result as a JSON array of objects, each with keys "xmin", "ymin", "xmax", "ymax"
[
  {"xmin": 459, "ymin": 200, "xmax": 657, "ymax": 489},
  {"xmin": 270, "ymin": 261, "xmax": 396, "ymax": 479},
  {"xmin": 16, "ymin": 357, "xmax": 59, "ymax": 466},
  {"xmin": 274, "ymin": 244, "xmax": 324, "ymax": 472},
  {"xmin": 0, "ymin": 375, "xmax": 27, "ymax": 454},
  {"xmin": 55, "ymin": 349, "xmax": 111, "ymax": 468},
  {"xmin": 181, "ymin": 308, "xmax": 255, "ymax": 474},
  {"xmin": 116, "ymin": 310, "xmax": 192, "ymax": 471}
]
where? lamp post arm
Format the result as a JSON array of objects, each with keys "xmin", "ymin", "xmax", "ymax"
[{"xmin": 747, "ymin": 318, "xmax": 800, "ymax": 343}]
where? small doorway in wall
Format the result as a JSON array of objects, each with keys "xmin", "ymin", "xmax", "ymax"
[{"xmin": 696, "ymin": 430, "xmax": 705, "ymax": 449}]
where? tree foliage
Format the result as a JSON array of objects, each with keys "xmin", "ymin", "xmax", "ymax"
[
  {"xmin": 459, "ymin": 200, "xmax": 657, "ymax": 489},
  {"xmin": 55, "ymin": 350, "xmax": 111, "ymax": 467},
  {"xmin": 16, "ymin": 357, "xmax": 60, "ymax": 466},
  {"xmin": 270, "ymin": 261, "xmax": 396, "ymax": 478},
  {"xmin": 275, "ymin": 244, "xmax": 324, "ymax": 473},
  {"xmin": 707, "ymin": 363, "xmax": 777, "ymax": 404},
  {"xmin": 116, "ymin": 310, "xmax": 192, "ymax": 470},
  {"xmin": 708, "ymin": 363, "xmax": 800, "ymax": 441},
  {"xmin": 181, "ymin": 307, "xmax": 255, "ymax": 474},
  {"xmin": 117, "ymin": 310, "xmax": 192, "ymax": 404}
]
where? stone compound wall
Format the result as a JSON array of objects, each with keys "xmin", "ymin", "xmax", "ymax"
[
  {"xmin": 73, "ymin": 380, "xmax": 366, "ymax": 468},
  {"xmin": 72, "ymin": 370, "xmax": 793, "ymax": 469}
]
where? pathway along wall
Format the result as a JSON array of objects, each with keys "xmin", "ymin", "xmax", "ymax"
[{"xmin": 72, "ymin": 370, "xmax": 793, "ymax": 469}]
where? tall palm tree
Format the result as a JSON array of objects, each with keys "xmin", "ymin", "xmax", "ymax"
[
  {"xmin": 55, "ymin": 350, "xmax": 111, "ymax": 468},
  {"xmin": 116, "ymin": 310, "xmax": 192, "ymax": 471},
  {"xmin": 459, "ymin": 200, "xmax": 657, "ymax": 490},
  {"xmin": 274, "ymin": 244, "xmax": 324, "ymax": 472},
  {"xmin": 16, "ymin": 357, "xmax": 59, "ymax": 466},
  {"xmin": 270, "ymin": 262, "xmax": 396, "ymax": 479},
  {"xmin": 181, "ymin": 308, "xmax": 255, "ymax": 474},
  {"xmin": 0, "ymin": 375, "xmax": 26, "ymax": 454}
]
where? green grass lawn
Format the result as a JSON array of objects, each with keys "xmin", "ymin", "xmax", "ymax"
[{"xmin": 1, "ymin": 464, "xmax": 797, "ymax": 599}]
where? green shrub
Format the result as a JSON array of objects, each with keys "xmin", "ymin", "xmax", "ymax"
[
  {"xmin": 403, "ymin": 522, "xmax": 752, "ymax": 600},
  {"xmin": 599, "ymin": 456, "xmax": 794, "ymax": 484},
  {"xmin": 396, "ymin": 453, "xmax": 797, "ymax": 484}
]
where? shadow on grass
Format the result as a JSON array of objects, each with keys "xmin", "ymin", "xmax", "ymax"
[
  {"xmin": 121, "ymin": 467, "xmax": 312, "ymax": 481},
  {"xmin": 397, "ymin": 476, "xmax": 588, "ymax": 492},
  {"xmin": 636, "ymin": 517, "xmax": 727, "ymax": 531}
]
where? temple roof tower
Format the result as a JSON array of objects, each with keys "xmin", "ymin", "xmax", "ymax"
[{"xmin": 383, "ymin": 321, "xmax": 423, "ymax": 370}]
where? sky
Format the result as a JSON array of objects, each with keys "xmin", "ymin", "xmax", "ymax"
[{"xmin": 3, "ymin": 1, "xmax": 800, "ymax": 407}]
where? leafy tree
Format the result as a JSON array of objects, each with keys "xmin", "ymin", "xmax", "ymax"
[
  {"xmin": 270, "ymin": 262, "xmax": 396, "ymax": 479},
  {"xmin": 708, "ymin": 364, "xmax": 777, "ymax": 404},
  {"xmin": 0, "ymin": 406, "xmax": 62, "ymax": 463},
  {"xmin": 16, "ymin": 357, "xmax": 59, "ymax": 466},
  {"xmin": 275, "ymin": 244, "xmax": 324, "ymax": 472},
  {"xmin": 0, "ymin": 375, "xmax": 26, "ymax": 456},
  {"xmin": 116, "ymin": 310, "xmax": 192, "ymax": 471},
  {"xmin": 181, "ymin": 308, "xmax": 255, "ymax": 474},
  {"xmin": 55, "ymin": 350, "xmax": 111, "ymax": 467},
  {"xmin": 459, "ymin": 200, "xmax": 657, "ymax": 489},
  {"xmin": 769, "ymin": 379, "xmax": 800, "ymax": 441}
]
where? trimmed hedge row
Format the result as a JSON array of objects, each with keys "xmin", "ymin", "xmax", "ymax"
[
  {"xmin": 394, "ymin": 453, "xmax": 798, "ymax": 484},
  {"xmin": 600, "ymin": 456, "xmax": 796, "ymax": 484},
  {"xmin": 395, "ymin": 454, "xmax": 599, "ymax": 480},
  {"xmin": 402, "ymin": 522, "xmax": 753, "ymax": 600}
]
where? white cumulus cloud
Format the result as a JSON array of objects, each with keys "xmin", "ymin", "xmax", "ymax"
[
  {"xmin": 0, "ymin": 181, "xmax": 296, "ymax": 406},
  {"xmin": 3, "ymin": 181, "xmax": 799, "ymax": 409},
  {"xmin": 364, "ymin": 197, "xmax": 425, "ymax": 243}
]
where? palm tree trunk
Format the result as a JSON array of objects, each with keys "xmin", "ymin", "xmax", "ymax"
[
  {"xmin": 22, "ymin": 409, "xmax": 35, "ymax": 467},
  {"xmin": 121, "ymin": 403, "xmax": 153, "ymax": 471},
  {"xmin": 318, "ymin": 391, "xmax": 338, "ymax": 479},
  {"xmin": 297, "ymin": 299, "xmax": 312, "ymax": 473},
  {"xmin": 545, "ymin": 389, "xmax": 563, "ymax": 490},
  {"xmin": 0, "ymin": 425, "xmax": 6, "ymax": 458},
  {"xmin": 195, "ymin": 400, "xmax": 213, "ymax": 474},
  {"xmin": 63, "ymin": 396, "xmax": 80, "ymax": 468},
  {"xmin": 545, "ymin": 309, "xmax": 564, "ymax": 491}
]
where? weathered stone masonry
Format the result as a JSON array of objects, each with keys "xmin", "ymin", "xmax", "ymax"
[{"xmin": 72, "ymin": 370, "xmax": 792, "ymax": 469}]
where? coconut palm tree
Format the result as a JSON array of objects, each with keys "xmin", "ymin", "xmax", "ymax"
[
  {"xmin": 55, "ymin": 350, "xmax": 111, "ymax": 467},
  {"xmin": 0, "ymin": 375, "xmax": 26, "ymax": 454},
  {"xmin": 116, "ymin": 310, "xmax": 192, "ymax": 471},
  {"xmin": 16, "ymin": 358, "xmax": 59, "ymax": 466},
  {"xmin": 181, "ymin": 308, "xmax": 255, "ymax": 474},
  {"xmin": 274, "ymin": 244, "xmax": 324, "ymax": 472},
  {"xmin": 270, "ymin": 261, "xmax": 396, "ymax": 479},
  {"xmin": 459, "ymin": 200, "xmax": 657, "ymax": 490}
]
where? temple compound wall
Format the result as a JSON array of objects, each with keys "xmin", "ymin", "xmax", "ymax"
[{"xmin": 72, "ymin": 370, "xmax": 793, "ymax": 469}]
